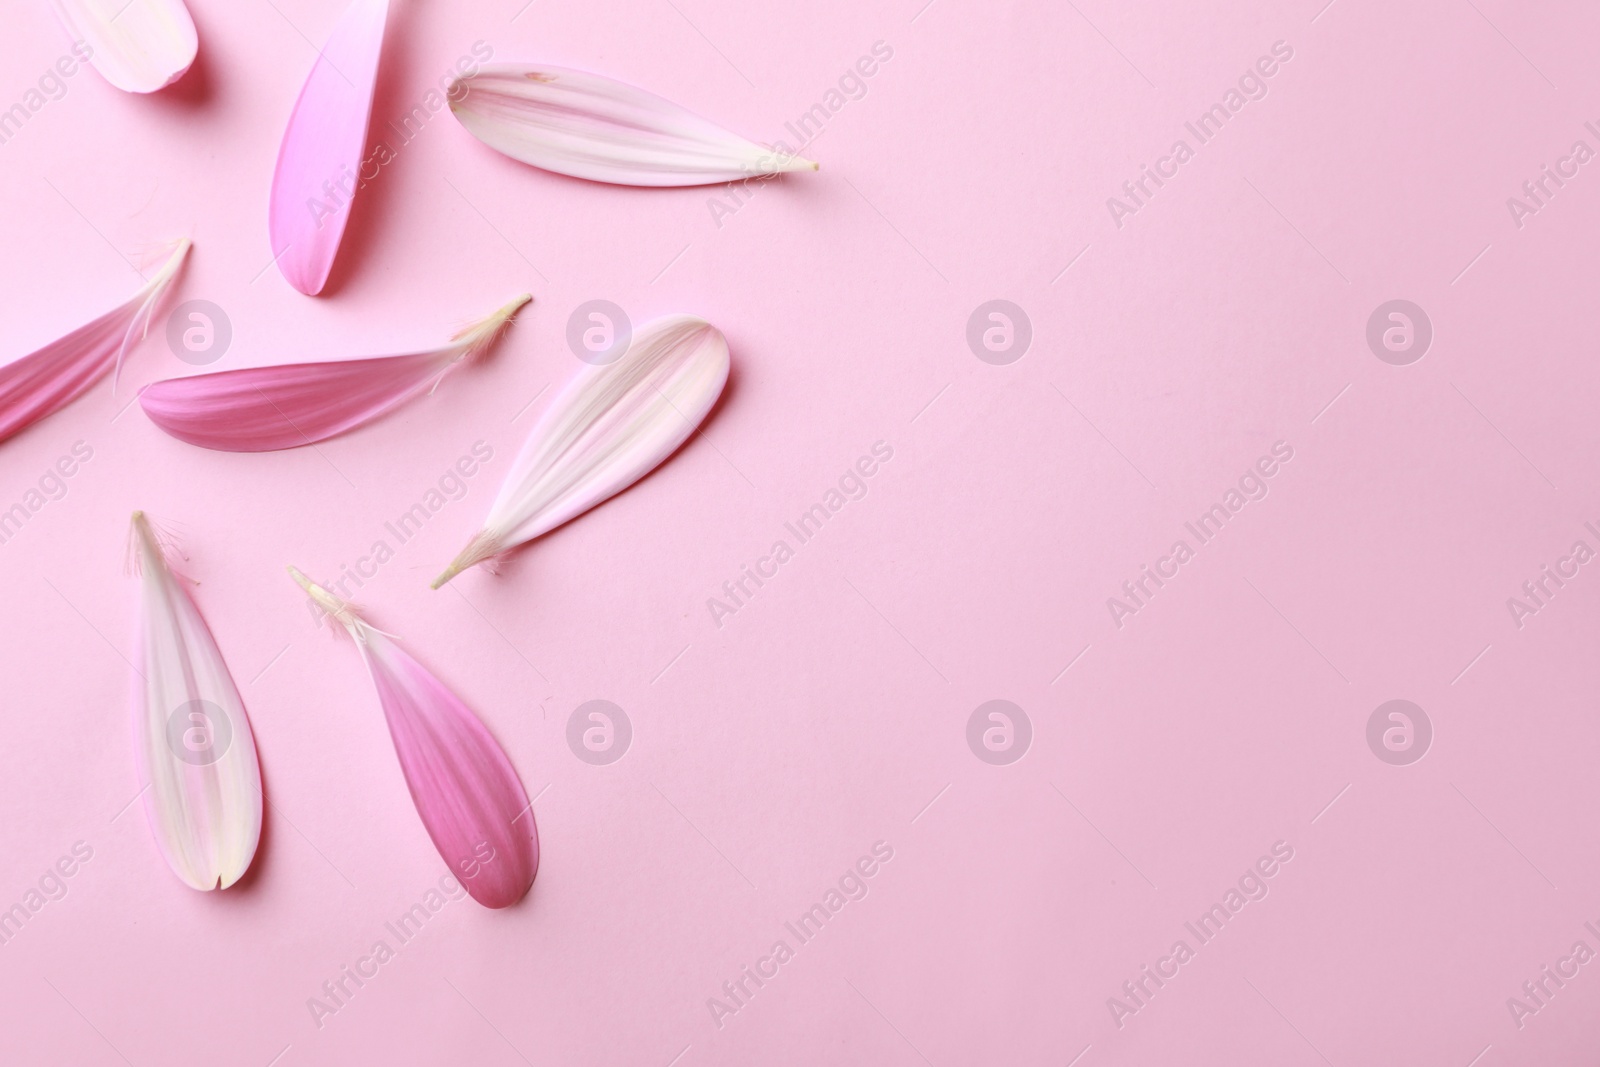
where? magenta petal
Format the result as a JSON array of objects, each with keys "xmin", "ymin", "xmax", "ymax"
[
  {"xmin": 140, "ymin": 351, "xmax": 450, "ymax": 451},
  {"xmin": 359, "ymin": 634, "xmax": 538, "ymax": 908},
  {"xmin": 0, "ymin": 241, "xmax": 187, "ymax": 444},
  {"xmin": 268, "ymin": 0, "xmax": 389, "ymax": 295}
]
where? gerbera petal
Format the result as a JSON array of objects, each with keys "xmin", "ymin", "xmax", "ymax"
[{"xmin": 50, "ymin": 0, "xmax": 197, "ymax": 94}]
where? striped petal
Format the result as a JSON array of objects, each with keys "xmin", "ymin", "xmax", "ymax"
[
  {"xmin": 448, "ymin": 64, "xmax": 817, "ymax": 186},
  {"xmin": 288, "ymin": 569, "xmax": 537, "ymax": 909},
  {"xmin": 268, "ymin": 0, "xmax": 389, "ymax": 295},
  {"xmin": 434, "ymin": 314, "xmax": 728, "ymax": 587},
  {"xmin": 139, "ymin": 294, "xmax": 528, "ymax": 452},
  {"xmin": 131, "ymin": 513, "xmax": 263, "ymax": 891},
  {"xmin": 50, "ymin": 0, "xmax": 197, "ymax": 94},
  {"xmin": 0, "ymin": 239, "xmax": 188, "ymax": 446}
]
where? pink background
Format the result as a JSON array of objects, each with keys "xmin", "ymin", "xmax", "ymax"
[{"xmin": 1, "ymin": 0, "xmax": 1598, "ymax": 1063}]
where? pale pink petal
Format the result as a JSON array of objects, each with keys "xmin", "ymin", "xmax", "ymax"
[
  {"xmin": 139, "ymin": 294, "xmax": 528, "ymax": 452},
  {"xmin": 289, "ymin": 569, "xmax": 537, "ymax": 909},
  {"xmin": 449, "ymin": 65, "xmax": 817, "ymax": 186},
  {"xmin": 268, "ymin": 0, "xmax": 390, "ymax": 295},
  {"xmin": 435, "ymin": 314, "xmax": 728, "ymax": 587},
  {"xmin": 132, "ymin": 513, "xmax": 263, "ymax": 891},
  {"xmin": 0, "ymin": 240, "xmax": 188, "ymax": 445},
  {"xmin": 51, "ymin": 0, "xmax": 197, "ymax": 94}
]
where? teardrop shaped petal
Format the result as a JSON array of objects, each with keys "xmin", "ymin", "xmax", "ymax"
[
  {"xmin": 138, "ymin": 294, "xmax": 529, "ymax": 452},
  {"xmin": 268, "ymin": 0, "xmax": 390, "ymax": 295},
  {"xmin": 448, "ymin": 64, "xmax": 817, "ymax": 186},
  {"xmin": 132, "ymin": 513, "xmax": 263, "ymax": 891},
  {"xmin": 288, "ymin": 569, "xmax": 537, "ymax": 908},
  {"xmin": 435, "ymin": 314, "xmax": 729, "ymax": 587},
  {"xmin": 0, "ymin": 240, "xmax": 188, "ymax": 445},
  {"xmin": 50, "ymin": 0, "xmax": 197, "ymax": 94}
]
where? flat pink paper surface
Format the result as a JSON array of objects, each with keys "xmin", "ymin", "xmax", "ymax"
[{"xmin": 1, "ymin": 1, "xmax": 1596, "ymax": 1064}]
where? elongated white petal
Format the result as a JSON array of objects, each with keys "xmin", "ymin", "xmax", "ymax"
[
  {"xmin": 435, "ymin": 314, "xmax": 729, "ymax": 587},
  {"xmin": 50, "ymin": 0, "xmax": 197, "ymax": 93},
  {"xmin": 288, "ymin": 569, "xmax": 538, "ymax": 908},
  {"xmin": 448, "ymin": 64, "xmax": 817, "ymax": 186},
  {"xmin": 0, "ymin": 239, "xmax": 189, "ymax": 445},
  {"xmin": 131, "ymin": 513, "xmax": 262, "ymax": 890},
  {"xmin": 139, "ymin": 294, "xmax": 529, "ymax": 451}
]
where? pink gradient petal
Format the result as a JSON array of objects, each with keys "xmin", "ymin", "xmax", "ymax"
[
  {"xmin": 359, "ymin": 633, "xmax": 538, "ymax": 909},
  {"xmin": 140, "ymin": 350, "xmax": 453, "ymax": 452},
  {"xmin": 138, "ymin": 294, "xmax": 529, "ymax": 452},
  {"xmin": 288, "ymin": 569, "xmax": 538, "ymax": 909},
  {"xmin": 0, "ymin": 241, "xmax": 187, "ymax": 445},
  {"xmin": 268, "ymin": 0, "xmax": 389, "ymax": 295}
]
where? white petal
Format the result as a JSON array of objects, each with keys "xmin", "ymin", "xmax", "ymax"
[{"xmin": 51, "ymin": 0, "xmax": 198, "ymax": 94}]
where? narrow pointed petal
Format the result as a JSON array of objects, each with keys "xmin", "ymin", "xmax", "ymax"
[
  {"xmin": 51, "ymin": 0, "xmax": 197, "ymax": 93},
  {"xmin": 139, "ymin": 294, "xmax": 528, "ymax": 452},
  {"xmin": 269, "ymin": 0, "xmax": 389, "ymax": 295},
  {"xmin": 435, "ymin": 314, "xmax": 728, "ymax": 587},
  {"xmin": 132, "ymin": 513, "xmax": 263, "ymax": 890},
  {"xmin": 448, "ymin": 65, "xmax": 818, "ymax": 186},
  {"xmin": 288, "ymin": 569, "xmax": 537, "ymax": 908},
  {"xmin": 0, "ymin": 240, "xmax": 188, "ymax": 446}
]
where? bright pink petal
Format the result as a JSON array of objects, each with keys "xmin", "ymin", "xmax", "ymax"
[
  {"xmin": 139, "ymin": 294, "xmax": 528, "ymax": 452},
  {"xmin": 140, "ymin": 351, "xmax": 451, "ymax": 451},
  {"xmin": 0, "ymin": 241, "xmax": 188, "ymax": 445},
  {"xmin": 268, "ymin": 0, "xmax": 389, "ymax": 295},
  {"xmin": 359, "ymin": 633, "xmax": 538, "ymax": 909}
]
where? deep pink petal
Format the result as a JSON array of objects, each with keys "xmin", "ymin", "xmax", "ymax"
[
  {"xmin": 0, "ymin": 241, "xmax": 187, "ymax": 445},
  {"xmin": 359, "ymin": 633, "xmax": 537, "ymax": 909},
  {"xmin": 140, "ymin": 351, "xmax": 449, "ymax": 451},
  {"xmin": 268, "ymin": 0, "xmax": 389, "ymax": 295}
]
